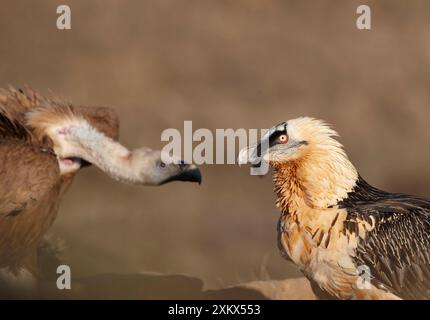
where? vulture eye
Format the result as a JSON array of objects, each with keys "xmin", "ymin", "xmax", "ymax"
[
  {"xmin": 160, "ymin": 162, "xmax": 166, "ymax": 168},
  {"xmin": 278, "ymin": 134, "xmax": 288, "ymax": 144}
]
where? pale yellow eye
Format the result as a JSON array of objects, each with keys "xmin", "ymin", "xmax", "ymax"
[{"xmin": 278, "ymin": 134, "xmax": 288, "ymax": 143}]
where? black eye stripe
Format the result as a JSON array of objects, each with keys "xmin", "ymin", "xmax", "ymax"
[
  {"xmin": 268, "ymin": 131, "xmax": 287, "ymax": 147},
  {"xmin": 255, "ymin": 122, "xmax": 287, "ymax": 157},
  {"xmin": 268, "ymin": 123, "xmax": 287, "ymax": 147}
]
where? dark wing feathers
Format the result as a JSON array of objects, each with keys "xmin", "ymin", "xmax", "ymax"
[
  {"xmin": 346, "ymin": 196, "xmax": 430, "ymax": 299},
  {"xmin": 0, "ymin": 87, "xmax": 55, "ymax": 148},
  {"xmin": 0, "ymin": 91, "xmax": 59, "ymax": 217},
  {"xmin": 0, "ymin": 86, "xmax": 46, "ymax": 120},
  {"xmin": 0, "ymin": 102, "xmax": 31, "ymax": 139}
]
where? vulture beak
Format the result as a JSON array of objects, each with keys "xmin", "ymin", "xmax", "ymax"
[
  {"xmin": 238, "ymin": 140, "xmax": 266, "ymax": 168},
  {"xmin": 239, "ymin": 132, "xmax": 273, "ymax": 176},
  {"xmin": 162, "ymin": 164, "xmax": 202, "ymax": 185},
  {"xmin": 239, "ymin": 125, "xmax": 280, "ymax": 168}
]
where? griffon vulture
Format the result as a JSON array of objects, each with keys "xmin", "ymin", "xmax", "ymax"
[{"xmin": 0, "ymin": 87, "xmax": 201, "ymax": 296}]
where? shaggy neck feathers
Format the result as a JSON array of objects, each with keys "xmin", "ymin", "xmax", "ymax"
[{"xmin": 273, "ymin": 138, "xmax": 358, "ymax": 213}]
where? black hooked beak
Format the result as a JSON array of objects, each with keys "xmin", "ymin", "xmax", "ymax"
[
  {"xmin": 238, "ymin": 122, "xmax": 289, "ymax": 168},
  {"xmin": 162, "ymin": 163, "xmax": 202, "ymax": 185},
  {"xmin": 238, "ymin": 139, "xmax": 268, "ymax": 168}
]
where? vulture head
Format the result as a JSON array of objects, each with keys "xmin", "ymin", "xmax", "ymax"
[
  {"xmin": 126, "ymin": 148, "xmax": 202, "ymax": 186},
  {"xmin": 239, "ymin": 117, "xmax": 358, "ymax": 208},
  {"xmin": 239, "ymin": 117, "xmax": 346, "ymax": 167}
]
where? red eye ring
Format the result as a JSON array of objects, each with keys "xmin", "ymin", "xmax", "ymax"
[{"xmin": 278, "ymin": 134, "xmax": 288, "ymax": 143}]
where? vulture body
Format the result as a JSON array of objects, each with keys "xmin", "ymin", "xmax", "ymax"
[
  {"xmin": 239, "ymin": 117, "xmax": 430, "ymax": 300},
  {"xmin": 0, "ymin": 87, "xmax": 201, "ymax": 296}
]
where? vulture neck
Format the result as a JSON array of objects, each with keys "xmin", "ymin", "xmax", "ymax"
[
  {"xmin": 273, "ymin": 145, "xmax": 358, "ymax": 213},
  {"xmin": 62, "ymin": 123, "xmax": 144, "ymax": 184}
]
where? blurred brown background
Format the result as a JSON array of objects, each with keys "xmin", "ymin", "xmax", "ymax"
[{"xmin": 1, "ymin": 0, "xmax": 430, "ymax": 290}]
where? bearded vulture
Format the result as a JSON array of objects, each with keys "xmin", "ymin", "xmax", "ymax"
[
  {"xmin": 239, "ymin": 117, "xmax": 430, "ymax": 300},
  {"xmin": 0, "ymin": 87, "xmax": 201, "ymax": 297}
]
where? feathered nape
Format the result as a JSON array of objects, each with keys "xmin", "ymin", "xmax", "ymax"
[
  {"xmin": 272, "ymin": 118, "xmax": 358, "ymax": 211},
  {"xmin": 25, "ymin": 104, "xmax": 80, "ymax": 141},
  {"xmin": 0, "ymin": 86, "xmax": 75, "ymax": 145},
  {"xmin": 0, "ymin": 88, "xmax": 54, "ymax": 151}
]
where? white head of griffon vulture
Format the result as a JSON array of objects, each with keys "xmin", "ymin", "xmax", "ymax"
[
  {"xmin": 239, "ymin": 117, "xmax": 430, "ymax": 300},
  {"xmin": 0, "ymin": 87, "xmax": 201, "ymax": 297}
]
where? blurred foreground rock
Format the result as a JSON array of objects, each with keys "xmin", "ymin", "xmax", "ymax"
[
  {"xmin": 212, "ymin": 278, "xmax": 316, "ymax": 300},
  {"xmin": 38, "ymin": 273, "xmax": 315, "ymax": 300}
]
